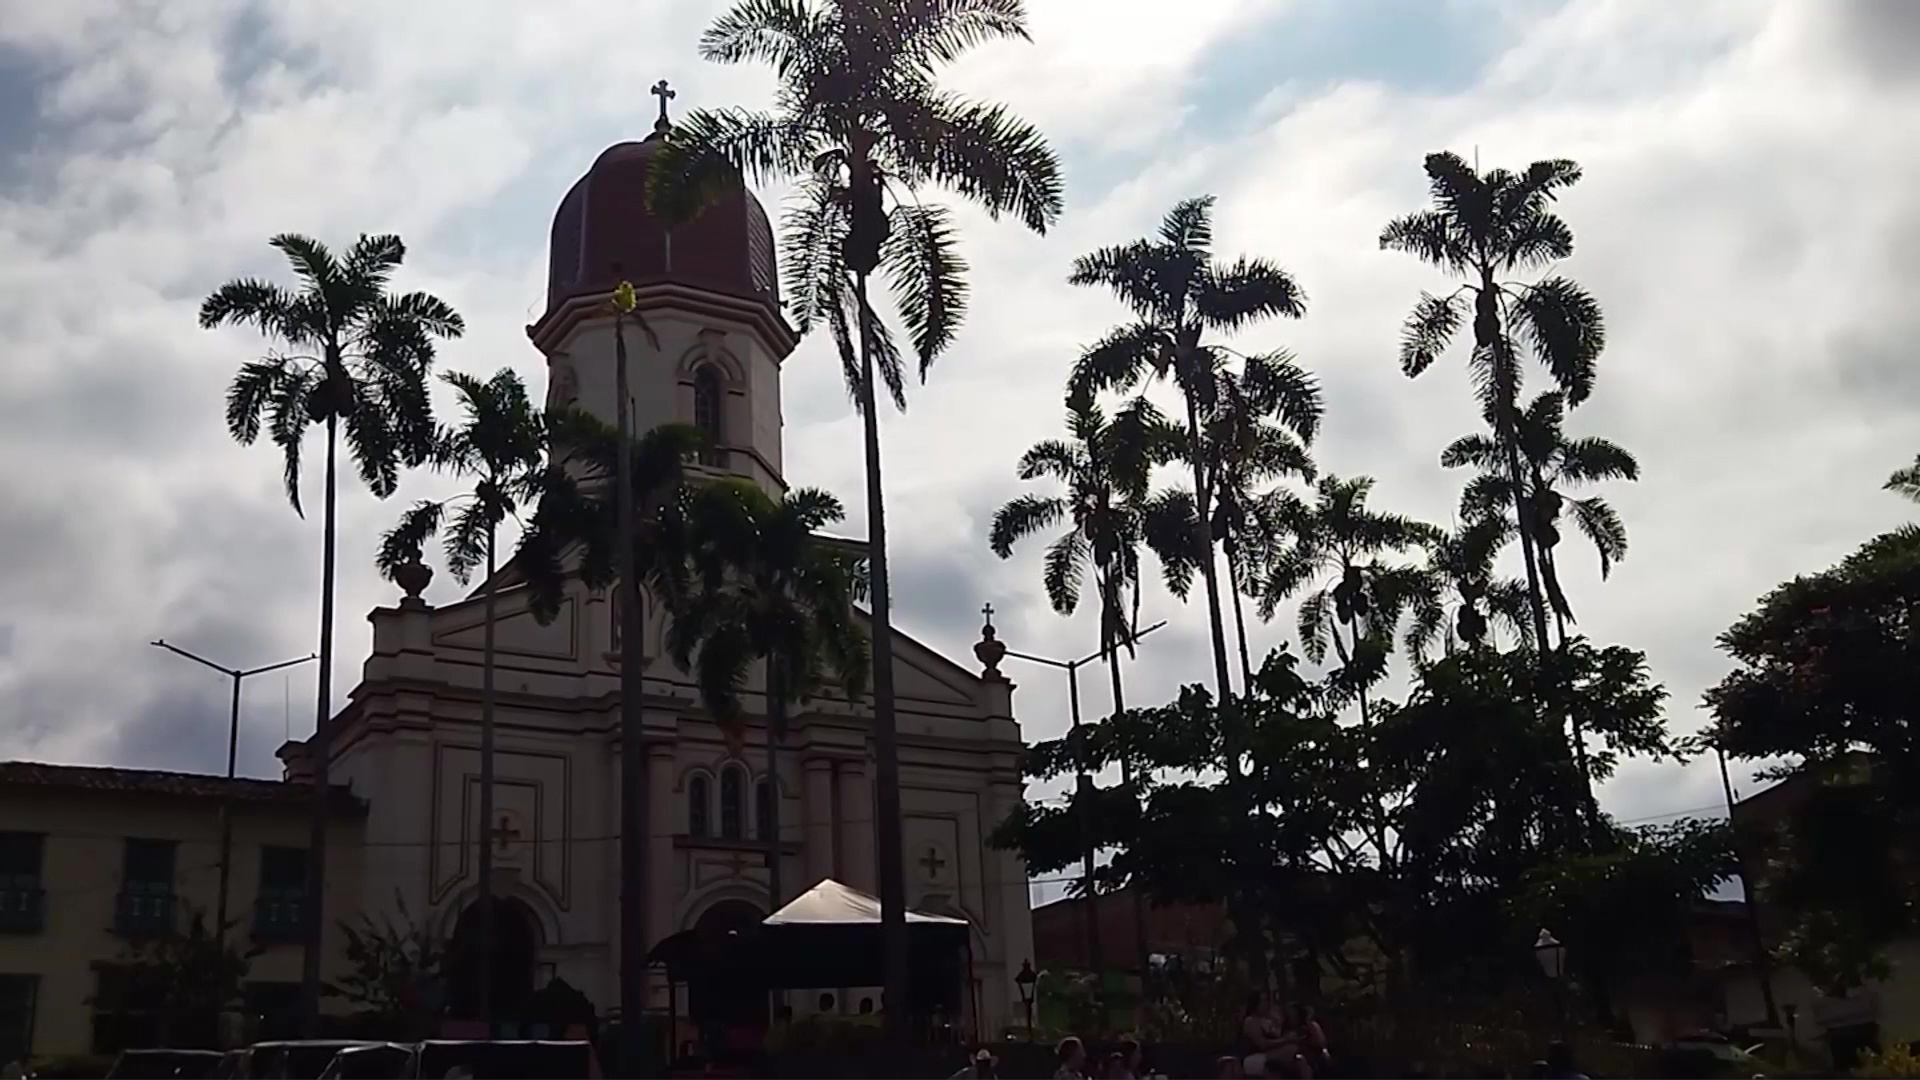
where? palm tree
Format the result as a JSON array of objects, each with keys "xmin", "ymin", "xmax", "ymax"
[
  {"xmin": 1441, "ymin": 390, "xmax": 1638, "ymax": 827},
  {"xmin": 1444, "ymin": 390, "xmax": 1638, "ymax": 628},
  {"xmin": 1261, "ymin": 476, "xmax": 1440, "ymax": 704},
  {"xmin": 202, "ymin": 232, "xmax": 462, "ymax": 1032},
  {"xmin": 1886, "ymin": 456, "xmax": 1920, "ymax": 502},
  {"xmin": 1379, "ymin": 152, "xmax": 1605, "ymax": 661},
  {"xmin": 648, "ymin": 0, "xmax": 1063, "ymax": 1027},
  {"xmin": 375, "ymin": 368, "xmax": 547, "ymax": 1034},
  {"xmin": 664, "ymin": 480, "xmax": 870, "ymax": 912},
  {"xmin": 1068, "ymin": 196, "xmax": 1309, "ymax": 761},
  {"xmin": 988, "ymin": 393, "xmax": 1176, "ymax": 979},
  {"xmin": 1194, "ymin": 350, "xmax": 1321, "ymax": 687},
  {"xmin": 1404, "ymin": 516, "xmax": 1531, "ymax": 661}
]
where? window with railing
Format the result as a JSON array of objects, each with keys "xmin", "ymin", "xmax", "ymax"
[
  {"xmin": 252, "ymin": 846, "xmax": 307, "ymax": 944},
  {"xmin": 0, "ymin": 832, "xmax": 45, "ymax": 934},
  {"xmin": 115, "ymin": 838, "xmax": 175, "ymax": 938}
]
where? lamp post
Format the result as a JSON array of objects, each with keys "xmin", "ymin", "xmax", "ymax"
[
  {"xmin": 1001, "ymin": 620, "xmax": 1168, "ymax": 987},
  {"xmin": 151, "ymin": 639, "xmax": 316, "ymax": 944},
  {"xmin": 1534, "ymin": 928, "xmax": 1570, "ymax": 1044},
  {"xmin": 1015, "ymin": 959, "xmax": 1037, "ymax": 1041}
]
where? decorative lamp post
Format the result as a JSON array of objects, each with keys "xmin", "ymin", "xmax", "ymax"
[
  {"xmin": 1015, "ymin": 959, "xmax": 1038, "ymax": 1041},
  {"xmin": 1534, "ymin": 928, "xmax": 1570, "ymax": 1043}
]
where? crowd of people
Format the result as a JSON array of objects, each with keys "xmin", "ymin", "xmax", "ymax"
[{"xmin": 950, "ymin": 994, "xmax": 1338, "ymax": 1080}]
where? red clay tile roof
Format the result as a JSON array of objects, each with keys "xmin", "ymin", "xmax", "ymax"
[{"xmin": 0, "ymin": 760, "xmax": 366, "ymax": 815}]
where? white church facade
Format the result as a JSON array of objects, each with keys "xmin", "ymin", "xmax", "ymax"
[{"xmin": 275, "ymin": 125, "xmax": 1035, "ymax": 1036}]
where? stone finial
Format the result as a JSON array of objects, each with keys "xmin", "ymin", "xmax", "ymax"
[
  {"xmin": 393, "ymin": 559, "xmax": 433, "ymax": 605},
  {"xmin": 974, "ymin": 602, "xmax": 1007, "ymax": 680}
]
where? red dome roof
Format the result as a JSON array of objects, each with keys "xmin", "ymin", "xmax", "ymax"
[{"xmin": 544, "ymin": 137, "xmax": 779, "ymax": 321}]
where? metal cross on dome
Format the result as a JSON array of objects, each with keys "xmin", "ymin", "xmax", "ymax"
[{"xmin": 651, "ymin": 79, "xmax": 676, "ymax": 134}]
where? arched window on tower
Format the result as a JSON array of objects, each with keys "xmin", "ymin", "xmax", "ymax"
[
  {"xmin": 755, "ymin": 779, "xmax": 775, "ymax": 841},
  {"xmin": 692, "ymin": 366, "xmax": 724, "ymax": 466},
  {"xmin": 719, "ymin": 766, "xmax": 746, "ymax": 840},
  {"xmin": 688, "ymin": 775, "xmax": 711, "ymax": 838}
]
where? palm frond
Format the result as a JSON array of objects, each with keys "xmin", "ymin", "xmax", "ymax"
[
  {"xmin": 879, "ymin": 201, "xmax": 970, "ymax": 375},
  {"xmin": 892, "ymin": 92, "xmax": 1063, "ymax": 234},
  {"xmin": 1886, "ymin": 456, "xmax": 1920, "ymax": 503},
  {"xmin": 988, "ymin": 494, "xmax": 1065, "ymax": 558},
  {"xmin": 647, "ymin": 107, "xmax": 816, "ymax": 223},
  {"xmin": 378, "ymin": 500, "xmax": 446, "ymax": 580},
  {"xmin": 1041, "ymin": 527, "xmax": 1089, "ymax": 615},
  {"xmin": 1398, "ymin": 290, "xmax": 1464, "ymax": 378},
  {"xmin": 700, "ymin": 0, "xmax": 835, "ymax": 79},
  {"xmin": 1510, "ymin": 276, "xmax": 1604, "ymax": 407},
  {"xmin": 1195, "ymin": 256, "xmax": 1306, "ymax": 331},
  {"xmin": 1569, "ymin": 496, "xmax": 1628, "ymax": 580},
  {"xmin": 1069, "ymin": 321, "xmax": 1166, "ymax": 397}
]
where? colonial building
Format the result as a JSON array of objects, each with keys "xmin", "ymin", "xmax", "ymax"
[
  {"xmin": 0, "ymin": 762, "xmax": 366, "ymax": 1062},
  {"xmin": 287, "ymin": 110, "xmax": 1034, "ymax": 1035}
]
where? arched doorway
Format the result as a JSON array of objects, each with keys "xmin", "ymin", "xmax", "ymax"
[
  {"xmin": 687, "ymin": 900, "xmax": 766, "ymax": 1031},
  {"xmin": 446, "ymin": 897, "xmax": 540, "ymax": 1024}
]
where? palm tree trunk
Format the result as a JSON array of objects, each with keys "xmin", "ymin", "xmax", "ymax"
[
  {"xmin": 477, "ymin": 524, "xmax": 498, "ymax": 1034},
  {"xmin": 853, "ymin": 270, "xmax": 911, "ymax": 1043},
  {"xmin": 1550, "ymin": 583, "xmax": 1602, "ymax": 839},
  {"xmin": 1180, "ymin": 389, "xmax": 1239, "ymax": 773},
  {"xmin": 299, "ymin": 411, "xmax": 338, "ymax": 1038},
  {"xmin": 1224, "ymin": 546, "xmax": 1256, "ymax": 689},
  {"xmin": 1101, "ymin": 633, "xmax": 1151, "ymax": 984},
  {"xmin": 613, "ymin": 313, "xmax": 650, "ymax": 1073},
  {"xmin": 766, "ymin": 656, "xmax": 786, "ymax": 908}
]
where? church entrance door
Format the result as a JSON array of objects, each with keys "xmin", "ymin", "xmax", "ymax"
[
  {"xmin": 687, "ymin": 900, "xmax": 768, "ymax": 1033},
  {"xmin": 447, "ymin": 897, "xmax": 540, "ymax": 1027}
]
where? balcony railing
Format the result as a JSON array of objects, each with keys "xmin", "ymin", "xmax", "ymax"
[
  {"xmin": 0, "ymin": 881, "xmax": 44, "ymax": 933},
  {"xmin": 114, "ymin": 888, "xmax": 175, "ymax": 938},
  {"xmin": 252, "ymin": 892, "xmax": 306, "ymax": 944}
]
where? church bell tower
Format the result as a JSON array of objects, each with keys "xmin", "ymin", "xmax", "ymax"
[{"xmin": 525, "ymin": 81, "xmax": 796, "ymax": 493}]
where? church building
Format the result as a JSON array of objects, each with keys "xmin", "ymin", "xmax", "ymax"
[{"xmin": 283, "ymin": 107, "xmax": 1035, "ymax": 1036}]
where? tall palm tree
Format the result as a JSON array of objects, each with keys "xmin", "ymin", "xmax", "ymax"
[
  {"xmin": 665, "ymin": 480, "xmax": 870, "ymax": 912},
  {"xmin": 1379, "ymin": 152, "xmax": 1605, "ymax": 662},
  {"xmin": 375, "ymin": 368, "xmax": 547, "ymax": 1034},
  {"xmin": 1442, "ymin": 390, "xmax": 1638, "ymax": 827},
  {"xmin": 649, "ymin": 0, "xmax": 1064, "ymax": 1026},
  {"xmin": 202, "ymin": 233, "xmax": 462, "ymax": 1032},
  {"xmin": 1193, "ymin": 350, "xmax": 1321, "ymax": 687},
  {"xmin": 988, "ymin": 393, "xmax": 1176, "ymax": 979},
  {"xmin": 1068, "ymin": 196, "xmax": 1308, "ymax": 765}
]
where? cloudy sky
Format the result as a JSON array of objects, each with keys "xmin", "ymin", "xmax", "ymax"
[{"xmin": 2, "ymin": 0, "xmax": 1917, "ymax": 862}]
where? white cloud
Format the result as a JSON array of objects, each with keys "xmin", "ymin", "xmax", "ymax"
[{"xmin": 1, "ymin": 0, "xmax": 1916, "ymax": 853}]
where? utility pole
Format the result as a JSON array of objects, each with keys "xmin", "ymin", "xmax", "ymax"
[
  {"xmin": 150, "ymin": 640, "xmax": 316, "ymax": 945},
  {"xmin": 1001, "ymin": 620, "xmax": 1168, "ymax": 989}
]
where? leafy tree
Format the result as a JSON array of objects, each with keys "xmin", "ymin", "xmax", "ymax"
[
  {"xmin": 1705, "ymin": 525, "xmax": 1920, "ymax": 986},
  {"xmin": 201, "ymin": 232, "xmax": 462, "ymax": 1030},
  {"xmin": 1068, "ymin": 196, "xmax": 1309, "ymax": 732},
  {"xmin": 94, "ymin": 909, "xmax": 258, "ymax": 1050},
  {"xmin": 376, "ymin": 368, "xmax": 548, "ymax": 1032},
  {"xmin": 1380, "ymin": 152, "xmax": 1605, "ymax": 661},
  {"xmin": 996, "ymin": 638, "xmax": 1678, "ymax": 997},
  {"xmin": 664, "ymin": 479, "xmax": 870, "ymax": 908},
  {"xmin": 326, "ymin": 892, "xmax": 447, "ymax": 1037},
  {"xmin": 989, "ymin": 392, "xmax": 1180, "ymax": 976},
  {"xmin": 649, "ymin": 0, "xmax": 1063, "ymax": 1026}
]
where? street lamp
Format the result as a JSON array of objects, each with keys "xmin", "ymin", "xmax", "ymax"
[
  {"xmin": 151, "ymin": 639, "xmax": 316, "ymax": 944},
  {"xmin": 1015, "ymin": 959, "xmax": 1037, "ymax": 1041},
  {"xmin": 1001, "ymin": 619, "xmax": 1168, "ymax": 983},
  {"xmin": 1534, "ymin": 928, "xmax": 1570, "ymax": 1042}
]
